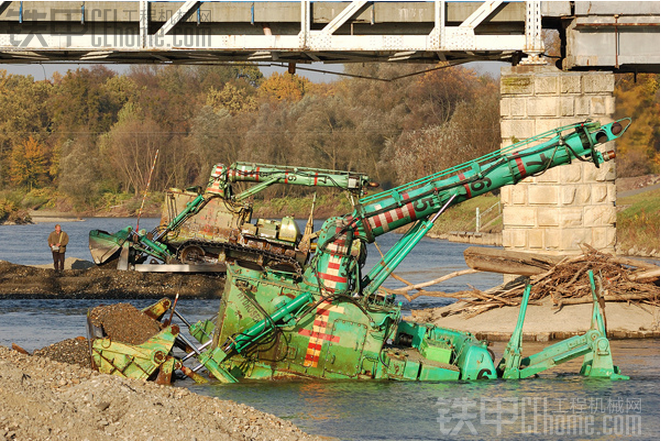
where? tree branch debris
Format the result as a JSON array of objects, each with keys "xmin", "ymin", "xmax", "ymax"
[{"xmin": 385, "ymin": 244, "xmax": 659, "ymax": 317}]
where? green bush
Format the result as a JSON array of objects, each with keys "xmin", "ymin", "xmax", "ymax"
[
  {"xmin": 617, "ymin": 189, "xmax": 660, "ymax": 254},
  {"xmin": 22, "ymin": 188, "xmax": 57, "ymax": 209}
]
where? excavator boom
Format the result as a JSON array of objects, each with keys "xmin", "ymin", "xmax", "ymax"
[{"xmin": 307, "ymin": 119, "xmax": 629, "ymax": 296}]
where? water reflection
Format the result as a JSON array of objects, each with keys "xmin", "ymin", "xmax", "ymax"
[{"xmin": 188, "ymin": 339, "xmax": 659, "ymax": 441}]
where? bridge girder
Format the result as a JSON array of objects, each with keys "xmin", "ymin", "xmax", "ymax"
[
  {"xmin": 0, "ymin": 1, "xmax": 539, "ymax": 67},
  {"xmin": 0, "ymin": 1, "xmax": 657, "ymax": 72}
]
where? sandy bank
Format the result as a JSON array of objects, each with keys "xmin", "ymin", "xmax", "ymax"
[
  {"xmin": 410, "ymin": 298, "xmax": 660, "ymax": 341},
  {"xmin": 28, "ymin": 210, "xmax": 86, "ymax": 224},
  {"xmin": 30, "ymin": 257, "xmax": 97, "ymax": 270},
  {"xmin": 0, "ymin": 346, "xmax": 322, "ymax": 441}
]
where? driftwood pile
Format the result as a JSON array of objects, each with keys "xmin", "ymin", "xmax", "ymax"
[{"xmin": 385, "ymin": 244, "xmax": 660, "ymax": 318}]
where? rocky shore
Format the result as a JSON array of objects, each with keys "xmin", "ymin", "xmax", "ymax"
[
  {"xmin": 0, "ymin": 346, "xmax": 322, "ymax": 441},
  {"xmin": 0, "ymin": 259, "xmax": 225, "ymax": 299}
]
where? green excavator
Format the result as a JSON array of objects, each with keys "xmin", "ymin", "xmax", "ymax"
[
  {"xmin": 89, "ymin": 119, "xmax": 632, "ymax": 384},
  {"xmin": 89, "ymin": 163, "xmax": 374, "ymax": 273}
]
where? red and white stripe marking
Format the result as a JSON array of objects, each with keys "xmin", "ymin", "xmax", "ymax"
[
  {"xmin": 207, "ymin": 164, "xmax": 227, "ymax": 193},
  {"xmin": 514, "ymin": 156, "xmax": 527, "ymax": 179},
  {"xmin": 298, "ymin": 301, "xmax": 345, "ymax": 367},
  {"xmin": 458, "ymin": 172, "xmax": 472, "ymax": 198},
  {"xmin": 232, "ymin": 165, "xmax": 260, "ymax": 181},
  {"xmin": 367, "ymin": 193, "xmax": 416, "ymax": 233},
  {"xmin": 318, "ymin": 239, "xmax": 348, "ymax": 295},
  {"xmin": 318, "ymin": 255, "xmax": 345, "ymax": 292}
]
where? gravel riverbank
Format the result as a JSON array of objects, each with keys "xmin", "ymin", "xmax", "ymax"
[{"xmin": 0, "ymin": 345, "xmax": 323, "ymax": 441}]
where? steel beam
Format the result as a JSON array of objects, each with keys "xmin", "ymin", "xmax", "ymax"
[
  {"xmin": 0, "ymin": 1, "xmax": 656, "ymax": 72},
  {"xmin": 459, "ymin": 0, "xmax": 504, "ymax": 29},
  {"xmin": 520, "ymin": 0, "xmax": 544, "ymax": 64},
  {"xmin": 140, "ymin": 1, "xmax": 148, "ymax": 48},
  {"xmin": 321, "ymin": 1, "xmax": 369, "ymax": 35},
  {"xmin": 157, "ymin": 0, "xmax": 199, "ymax": 36}
]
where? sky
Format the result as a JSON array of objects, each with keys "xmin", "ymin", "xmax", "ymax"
[{"xmin": 0, "ymin": 60, "xmax": 507, "ymax": 83}]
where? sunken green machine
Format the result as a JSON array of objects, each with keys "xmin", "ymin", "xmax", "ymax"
[{"xmin": 89, "ymin": 119, "xmax": 631, "ymax": 384}]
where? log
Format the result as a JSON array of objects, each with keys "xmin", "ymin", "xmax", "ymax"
[
  {"xmin": 463, "ymin": 247, "xmax": 564, "ymax": 276},
  {"xmin": 630, "ymin": 268, "xmax": 660, "ymax": 283},
  {"xmin": 606, "ymin": 255, "xmax": 659, "ymax": 270},
  {"xmin": 390, "ymin": 269, "xmax": 479, "ymax": 293},
  {"xmin": 383, "ymin": 288, "xmax": 476, "ymax": 301},
  {"xmin": 553, "ymin": 294, "xmax": 656, "ymax": 307}
]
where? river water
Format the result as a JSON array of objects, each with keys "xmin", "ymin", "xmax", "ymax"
[{"xmin": 0, "ymin": 218, "xmax": 659, "ymax": 440}]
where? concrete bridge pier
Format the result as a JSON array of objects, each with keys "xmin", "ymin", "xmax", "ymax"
[{"xmin": 500, "ymin": 65, "xmax": 617, "ymax": 257}]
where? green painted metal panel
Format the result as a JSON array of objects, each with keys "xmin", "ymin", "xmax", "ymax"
[
  {"xmin": 92, "ymin": 327, "xmax": 177, "ymax": 381},
  {"xmin": 419, "ymin": 338, "xmax": 452, "ymax": 365},
  {"xmin": 419, "ymin": 364, "xmax": 461, "ymax": 381},
  {"xmin": 323, "ymin": 320, "xmax": 368, "ymax": 378}
]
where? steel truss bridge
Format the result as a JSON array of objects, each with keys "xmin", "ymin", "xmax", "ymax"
[{"xmin": 0, "ymin": 1, "xmax": 658, "ymax": 72}]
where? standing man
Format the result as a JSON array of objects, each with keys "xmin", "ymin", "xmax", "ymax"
[{"xmin": 48, "ymin": 224, "xmax": 69, "ymax": 272}]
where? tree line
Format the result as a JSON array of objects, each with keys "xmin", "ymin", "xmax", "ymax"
[{"xmin": 0, "ymin": 63, "xmax": 657, "ymax": 212}]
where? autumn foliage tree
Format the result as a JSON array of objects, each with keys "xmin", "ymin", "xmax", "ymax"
[
  {"xmin": 101, "ymin": 105, "xmax": 169, "ymax": 196},
  {"xmin": 10, "ymin": 136, "xmax": 49, "ymax": 190},
  {"xmin": 0, "ymin": 62, "xmax": 655, "ymax": 212},
  {"xmin": 258, "ymin": 72, "xmax": 314, "ymax": 103},
  {"xmin": 58, "ymin": 136, "xmax": 101, "ymax": 209},
  {"xmin": 614, "ymin": 74, "xmax": 660, "ymax": 177},
  {"xmin": 377, "ymin": 65, "xmax": 501, "ymax": 183},
  {"xmin": 0, "ymin": 71, "xmax": 52, "ymax": 187}
]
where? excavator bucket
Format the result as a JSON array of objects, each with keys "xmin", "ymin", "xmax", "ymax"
[
  {"xmin": 86, "ymin": 302, "xmax": 184, "ymax": 384},
  {"xmin": 88, "ymin": 227, "xmax": 132, "ymax": 265},
  {"xmin": 90, "ymin": 327, "xmax": 179, "ymax": 383}
]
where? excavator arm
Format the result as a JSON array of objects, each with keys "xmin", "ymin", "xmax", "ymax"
[
  {"xmin": 355, "ymin": 119, "xmax": 625, "ymax": 242},
  {"xmin": 306, "ymin": 119, "xmax": 630, "ymax": 296},
  {"xmin": 207, "ymin": 162, "xmax": 374, "ymax": 201}
]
